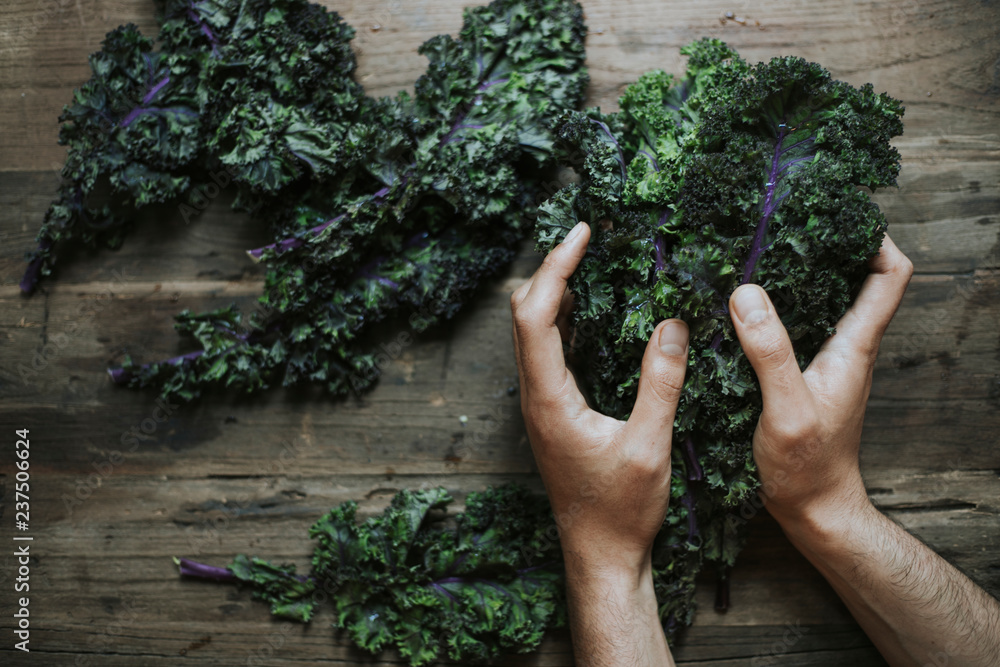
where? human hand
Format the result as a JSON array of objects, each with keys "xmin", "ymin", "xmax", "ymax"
[
  {"xmin": 728, "ymin": 234, "xmax": 913, "ymax": 532},
  {"xmin": 510, "ymin": 221, "xmax": 690, "ymax": 574}
]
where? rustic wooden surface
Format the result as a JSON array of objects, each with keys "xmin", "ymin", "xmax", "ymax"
[{"xmin": 1, "ymin": 0, "xmax": 998, "ymax": 665}]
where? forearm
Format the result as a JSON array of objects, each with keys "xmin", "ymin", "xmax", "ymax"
[
  {"xmin": 779, "ymin": 499, "xmax": 1000, "ymax": 666},
  {"xmin": 562, "ymin": 546, "xmax": 675, "ymax": 667}
]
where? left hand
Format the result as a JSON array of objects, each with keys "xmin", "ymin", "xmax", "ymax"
[{"xmin": 510, "ymin": 221, "xmax": 690, "ymax": 572}]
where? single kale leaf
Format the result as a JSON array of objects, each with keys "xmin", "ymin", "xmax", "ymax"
[
  {"xmin": 21, "ymin": 24, "xmax": 206, "ymax": 292},
  {"xmin": 536, "ymin": 37, "xmax": 903, "ymax": 638},
  {"xmin": 77, "ymin": 0, "xmax": 587, "ymax": 402},
  {"xmin": 178, "ymin": 485, "xmax": 564, "ymax": 666}
]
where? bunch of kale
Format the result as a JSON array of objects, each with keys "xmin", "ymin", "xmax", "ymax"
[
  {"xmin": 534, "ymin": 38, "xmax": 903, "ymax": 632},
  {"xmin": 23, "ymin": 0, "xmax": 588, "ymax": 401},
  {"xmin": 178, "ymin": 485, "xmax": 565, "ymax": 665},
  {"xmin": 37, "ymin": 2, "xmax": 906, "ymax": 655}
]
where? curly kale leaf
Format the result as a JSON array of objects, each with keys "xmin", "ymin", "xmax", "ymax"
[
  {"xmin": 108, "ymin": 0, "xmax": 588, "ymax": 402},
  {"xmin": 21, "ymin": 24, "xmax": 205, "ymax": 292},
  {"xmin": 536, "ymin": 38, "xmax": 903, "ymax": 638},
  {"xmin": 178, "ymin": 485, "xmax": 563, "ymax": 666}
]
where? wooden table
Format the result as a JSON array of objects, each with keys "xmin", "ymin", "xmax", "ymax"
[{"xmin": 1, "ymin": 1, "xmax": 998, "ymax": 664}]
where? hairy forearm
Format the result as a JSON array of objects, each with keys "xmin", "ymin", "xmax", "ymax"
[
  {"xmin": 562, "ymin": 547, "xmax": 675, "ymax": 667},
  {"xmin": 781, "ymin": 500, "xmax": 1000, "ymax": 666}
]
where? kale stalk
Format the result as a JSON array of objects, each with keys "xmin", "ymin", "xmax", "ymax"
[
  {"xmin": 177, "ymin": 486, "xmax": 564, "ymax": 666},
  {"xmin": 23, "ymin": 0, "xmax": 588, "ymax": 402}
]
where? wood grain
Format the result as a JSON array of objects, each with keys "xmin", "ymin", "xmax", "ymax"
[{"xmin": 1, "ymin": 0, "xmax": 998, "ymax": 665}]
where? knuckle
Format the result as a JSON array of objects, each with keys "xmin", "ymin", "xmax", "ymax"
[
  {"xmin": 900, "ymin": 255, "xmax": 914, "ymax": 281},
  {"xmin": 767, "ymin": 408, "xmax": 821, "ymax": 446},
  {"xmin": 510, "ymin": 286, "xmax": 527, "ymax": 311},
  {"xmin": 647, "ymin": 364, "xmax": 685, "ymax": 405},
  {"xmin": 855, "ymin": 336, "xmax": 881, "ymax": 362},
  {"xmin": 618, "ymin": 445, "xmax": 665, "ymax": 481},
  {"xmin": 753, "ymin": 329, "xmax": 793, "ymax": 370},
  {"xmin": 641, "ymin": 339, "xmax": 688, "ymax": 402},
  {"xmin": 886, "ymin": 249, "xmax": 914, "ymax": 281},
  {"xmin": 628, "ymin": 457, "xmax": 663, "ymax": 481},
  {"xmin": 540, "ymin": 247, "xmax": 565, "ymax": 272}
]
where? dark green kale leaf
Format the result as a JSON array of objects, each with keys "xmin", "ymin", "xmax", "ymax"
[
  {"xmin": 21, "ymin": 24, "xmax": 205, "ymax": 292},
  {"xmin": 536, "ymin": 38, "xmax": 904, "ymax": 638},
  {"xmin": 107, "ymin": 0, "xmax": 588, "ymax": 402},
  {"xmin": 178, "ymin": 485, "xmax": 564, "ymax": 666}
]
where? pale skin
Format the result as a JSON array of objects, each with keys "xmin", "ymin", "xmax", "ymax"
[{"xmin": 510, "ymin": 221, "xmax": 1000, "ymax": 667}]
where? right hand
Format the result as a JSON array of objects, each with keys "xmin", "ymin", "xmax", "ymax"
[{"xmin": 728, "ymin": 235, "xmax": 913, "ymax": 530}]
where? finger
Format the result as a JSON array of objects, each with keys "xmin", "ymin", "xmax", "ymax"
[
  {"xmin": 823, "ymin": 234, "xmax": 913, "ymax": 363},
  {"xmin": 521, "ymin": 222, "xmax": 590, "ymax": 321},
  {"xmin": 729, "ymin": 284, "xmax": 810, "ymax": 410},
  {"xmin": 510, "ymin": 275, "xmax": 534, "ymax": 311},
  {"xmin": 511, "ymin": 221, "xmax": 590, "ymax": 400},
  {"xmin": 624, "ymin": 320, "xmax": 689, "ymax": 451},
  {"xmin": 556, "ymin": 287, "xmax": 575, "ymax": 344}
]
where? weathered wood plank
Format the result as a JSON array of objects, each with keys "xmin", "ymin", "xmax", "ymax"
[
  {"xmin": 1, "ymin": 0, "xmax": 998, "ymax": 665},
  {"xmin": 1, "ymin": 0, "xmax": 998, "ymax": 171}
]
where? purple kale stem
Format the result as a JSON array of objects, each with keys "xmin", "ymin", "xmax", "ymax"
[
  {"xmin": 653, "ymin": 231, "xmax": 668, "ymax": 273},
  {"xmin": 119, "ymin": 74, "xmax": 171, "ymax": 127},
  {"xmin": 515, "ymin": 564, "xmax": 549, "ymax": 575},
  {"xmin": 19, "ymin": 256, "xmax": 44, "ymax": 294},
  {"xmin": 588, "ymin": 118, "xmax": 627, "ymax": 181},
  {"xmin": 714, "ymin": 565, "xmax": 731, "ymax": 612},
  {"xmin": 664, "ymin": 614, "xmax": 679, "ymax": 634},
  {"xmin": 108, "ymin": 349, "xmax": 204, "ymax": 384},
  {"xmin": 679, "ymin": 436, "xmax": 704, "ymax": 481},
  {"xmin": 439, "ymin": 44, "xmax": 510, "ymax": 145},
  {"xmin": 247, "ymin": 213, "xmax": 346, "ymax": 261},
  {"xmin": 430, "ymin": 582, "xmax": 458, "ymax": 602},
  {"xmin": 362, "ymin": 271, "xmax": 399, "ymax": 290},
  {"xmin": 709, "ymin": 121, "xmax": 807, "ymax": 352},
  {"xmin": 121, "ymin": 106, "xmax": 198, "ymax": 128},
  {"xmin": 142, "ymin": 75, "xmax": 170, "ymax": 104},
  {"xmin": 440, "ymin": 98, "xmax": 488, "ymax": 144},
  {"xmin": 186, "ymin": 4, "xmax": 221, "ymax": 55},
  {"xmin": 19, "ymin": 239, "xmax": 52, "ymax": 294},
  {"xmin": 246, "ymin": 184, "xmax": 396, "ymax": 261},
  {"xmin": 119, "ymin": 107, "xmax": 143, "ymax": 128},
  {"xmin": 638, "ymin": 149, "xmax": 659, "ymax": 171},
  {"xmin": 740, "ymin": 120, "xmax": 795, "ymax": 285},
  {"xmin": 175, "ymin": 557, "xmax": 237, "ymax": 582},
  {"xmin": 477, "ymin": 77, "xmax": 509, "ymax": 91}
]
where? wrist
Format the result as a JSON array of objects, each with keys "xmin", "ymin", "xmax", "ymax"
[
  {"xmin": 562, "ymin": 538, "xmax": 653, "ymax": 594},
  {"xmin": 773, "ymin": 485, "xmax": 879, "ymax": 559},
  {"xmin": 562, "ymin": 539, "xmax": 672, "ymax": 667}
]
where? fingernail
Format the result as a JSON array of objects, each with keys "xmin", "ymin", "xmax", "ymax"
[
  {"xmin": 563, "ymin": 221, "xmax": 586, "ymax": 245},
  {"xmin": 732, "ymin": 285, "xmax": 768, "ymax": 325},
  {"xmin": 659, "ymin": 320, "xmax": 688, "ymax": 356}
]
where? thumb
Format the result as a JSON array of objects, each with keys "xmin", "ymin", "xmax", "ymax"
[
  {"xmin": 625, "ymin": 320, "xmax": 689, "ymax": 448},
  {"xmin": 729, "ymin": 285, "xmax": 809, "ymax": 409}
]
